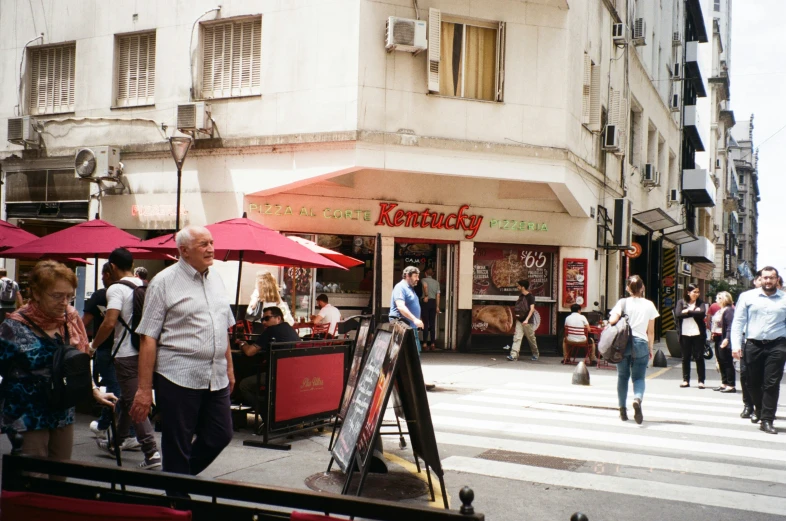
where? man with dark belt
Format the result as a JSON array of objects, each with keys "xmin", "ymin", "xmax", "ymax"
[{"xmin": 732, "ymin": 266, "xmax": 786, "ymax": 435}]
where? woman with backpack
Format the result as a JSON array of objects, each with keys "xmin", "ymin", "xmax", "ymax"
[
  {"xmin": 0, "ymin": 260, "xmax": 116, "ymax": 464},
  {"xmin": 608, "ymin": 275, "xmax": 659, "ymax": 424},
  {"xmin": 676, "ymin": 283, "xmax": 708, "ymax": 389}
]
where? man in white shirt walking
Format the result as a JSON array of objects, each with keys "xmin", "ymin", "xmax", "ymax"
[{"xmin": 91, "ymin": 248, "xmax": 161, "ymax": 469}]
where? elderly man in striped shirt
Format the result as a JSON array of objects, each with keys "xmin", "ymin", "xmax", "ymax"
[{"xmin": 130, "ymin": 225, "xmax": 236, "ymax": 478}]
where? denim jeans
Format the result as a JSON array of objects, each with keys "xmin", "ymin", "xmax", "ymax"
[
  {"xmin": 93, "ymin": 347, "xmax": 121, "ymax": 430},
  {"xmin": 617, "ymin": 336, "xmax": 649, "ymax": 408}
]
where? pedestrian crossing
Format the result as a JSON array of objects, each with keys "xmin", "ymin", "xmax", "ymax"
[{"xmin": 424, "ymin": 378, "xmax": 786, "ymax": 517}]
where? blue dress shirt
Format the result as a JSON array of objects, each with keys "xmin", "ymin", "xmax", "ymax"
[
  {"xmin": 389, "ymin": 279, "xmax": 421, "ymax": 329},
  {"xmin": 731, "ymin": 288, "xmax": 786, "ymax": 352}
]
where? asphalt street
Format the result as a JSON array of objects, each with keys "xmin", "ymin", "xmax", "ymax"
[{"xmin": 1, "ymin": 345, "xmax": 784, "ymax": 521}]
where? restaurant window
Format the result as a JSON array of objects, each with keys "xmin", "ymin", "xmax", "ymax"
[
  {"xmin": 115, "ymin": 31, "xmax": 156, "ymax": 107},
  {"xmin": 427, "ymin": 9, "xmax": 505, "ymax": 102},
  {"xmin": 280, "ymin": 234, "xmax": 375, "ymax": 322},
  {"xmin": 4, "ymin": 170, "xmax": 89, "ymax": 202},
  {"xmin": 200, "ymin": 17, "xmax": 262, "ymax": 99},
  {"xmin": 29, "ymin": 43, "xmax": 76, "ymax": 115}
]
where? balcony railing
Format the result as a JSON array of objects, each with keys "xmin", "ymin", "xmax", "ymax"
[
  {"xmin": 682, "ymin": 168, "xmax": 716, "ymax": 207},
  {"xmin": 684, "ymin": 105, "xmax": 705, "ymax": 151}
]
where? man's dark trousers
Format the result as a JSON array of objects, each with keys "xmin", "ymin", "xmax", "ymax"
[
  {"xmin": 154, "ymin": 373, "xmax": 233, "ymax": 475},
  {"xmin": 422, "ymin": 299, "xmax": 437, "ymax": 344},
  {"xmin": 739, "ymin": 347, "xmax": 753, "ymax": 409},
  {"xmin": 744, "ymin": 339, "xmax": 786, "ymax": 422}
]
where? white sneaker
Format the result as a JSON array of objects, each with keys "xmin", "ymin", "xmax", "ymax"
[
  {"xmin": 96, "ymin": 437, "xmax": 141, "ymax": 455},
  {"xmin": 119, "ymin": 437, "xmax": 141, "ymax": 451},
  {"xmin": 502, "ymin": 344, "xmax": 511, "ymax": 350},
  {"xmin": 139, "ymin": 451, "xmax": 162, "ymax": 470},
  {"xmin": 89, "ymin": 421, "xmax": 108, "ymax": 438}
]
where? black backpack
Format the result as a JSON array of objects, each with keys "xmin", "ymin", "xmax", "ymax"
[
  {"xmin": 113, "ymin": 280, "xmax": 146, "ymax": 353},
  {"xmin": 18, "ymin": 312, "xmax": 93, "ymax": 409}
]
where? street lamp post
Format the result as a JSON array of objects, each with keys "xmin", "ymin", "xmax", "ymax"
[{"xmin": 168, "ymin": 136, "xmax": 193, "ymax": 232}]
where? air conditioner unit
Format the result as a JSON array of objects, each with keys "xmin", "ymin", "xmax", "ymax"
[
  {"xmin": 602, "ymin": 124, "xmax": 620, "ymax": 151},
  {"xmin": 669, "ymin": 189, "xmax": 681, "ymax": 204},
  {"xmin": 385, "ymin": 17, "xmax": 427, "ymax": 53},
  {"xmin": 612, "ymin": 23, "xmax": 626, "ymax": 43},
  {"xmin": 672, "ymin": 62, "xmax": 681, "ymax": 78},
  {"xmin": 632, "ymin": 18, "xmax": 647, "ymax": 45},
  {"xmin": 177, "ymin": 102, "xmax": 212, "ymax": 135},
  {"xmin": 7, "ymin": 117, "xmax": 38, "ymax": 146},
  {"xmin": 642, "ymin": 164, "xmax": 659, "ymax": 186},
  {"xmin": 612, "ymin": 198, "xmax": 632, "ymax": 247},
  {"xmin": 74, "ymin": 146, "xmax": 121, "ymax": 180},
  {"xmin": 670, "ymin": 93, "xmax": 681, "ymax": 112}
]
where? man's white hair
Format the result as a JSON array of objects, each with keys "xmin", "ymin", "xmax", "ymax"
[{"xmin": 175, "ymin": 225, "xmax": 209, "ymax": 249}]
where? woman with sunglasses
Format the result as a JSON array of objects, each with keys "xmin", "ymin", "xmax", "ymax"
[
  {"xmin": 0, "ymin": 260, "xmax": 116, "ymax": 463},
  {"xmin": 676, "ymin": 283, "xmax": 708, "ymax": 389}
]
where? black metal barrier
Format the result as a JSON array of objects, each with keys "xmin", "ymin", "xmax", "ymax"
[{"xmin": 1, "ymin": 454, "xmax": 487, "ymax": 521}]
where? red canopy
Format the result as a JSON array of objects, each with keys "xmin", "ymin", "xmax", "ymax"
[
  {"xmin": 1, "ymin": 219, "xmax": 171, "ymax": 260},
  {"xmin": 0, "ymin": 220, "xmax": 39, "ymax": 252},
  {"xmin": 286, "ymin": 235, "xmax": 363, "ymax": 269},
  {"xmin": 134, "ymin": 218, "xmax": 345, "ymax": 269}
]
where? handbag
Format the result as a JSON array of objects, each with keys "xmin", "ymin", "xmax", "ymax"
[{"xmin": 597, "ymin": 299, "xmax": 632, "ymax": 364}]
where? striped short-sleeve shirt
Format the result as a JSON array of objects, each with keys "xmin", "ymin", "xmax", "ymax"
[{"xmin": 136, "ymin": 259, "xmax": 235, "ymax": 390}]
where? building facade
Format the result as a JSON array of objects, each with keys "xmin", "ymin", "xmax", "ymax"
[
  {"xmin": 0, "ymin": 0, "xmax": 714, "ymax": 350},
  {"xmin": 729, "ymin": 117, "xmax": 759, "ymax": 281}
]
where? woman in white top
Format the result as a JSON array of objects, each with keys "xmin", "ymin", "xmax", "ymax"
[
  {"xmin": 675, "ymin": 283, "xmax": 707, "ymax": 389},
  {"xmin": 246, "ymin": 272, "xmax": 294, "ymax": 326},
  {"xmin": 609, "ymin": 275, "xmax": 660, "ymax": 424}
]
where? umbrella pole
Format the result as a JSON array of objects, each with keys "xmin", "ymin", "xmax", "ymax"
[
  {"xmin": 234, "ymin": 251, "xmax": 244, "ymax": 340},
  {"xmin": 94, "ymin": 255, "xmax": 99, "ymax": 291},
  {"xmin": 291, "ymin": 269, "xmax": 296, "ymax": 320}
]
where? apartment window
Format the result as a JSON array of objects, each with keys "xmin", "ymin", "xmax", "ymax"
[
  {"xmin": 582, "ymin": 54, "xmax": 601, "ymax": 131},
  {"xmin": 201, "ymin": 17, "xmax": 262, "ymax": 99},
  {"xmin": 427, "ymin": 9, "xmax": 505, "ymax": 102},
  {"xmin": 29, "ymin": 43, "xmax": 76, "ymax": 115},
  {"xmin": 714, "ymin": 0, "xmax": 721, "ymax": 12},
  {"xmin": 738, "ymin": 174, "xmax": 745, "ymax": 185},
  {"xmin": 738, "ymin": 221, "xmax": 744, "ymax": 234},
  {"xmin": 115, "ymin": 32, "xmax": 156, "ymax": 107}
]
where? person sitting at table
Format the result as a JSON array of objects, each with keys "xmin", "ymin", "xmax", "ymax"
[
  {"xmin": 237, "ymin": 307, "xmax": 300, "ymax": 420},
  {"xmin": 310, "ymin": 294, "xmax": 342, "ymax": 337},
  {"xmin": 562, "ymin": 304, "xmax": 597, "ymax": 366}
]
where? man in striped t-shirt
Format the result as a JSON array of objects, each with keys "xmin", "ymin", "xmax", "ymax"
[{"xmin": 131, "ymin": 225, "xmax": 236, "ymax": 478}]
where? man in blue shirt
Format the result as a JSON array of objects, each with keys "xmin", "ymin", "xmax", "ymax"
[
  {"xmin": 390, "ymin": 266, "xmax": 434, "ymax": 390},
  {"xmin": 731, "ymin": 266, "xmax": 786, "ymax": 434}
]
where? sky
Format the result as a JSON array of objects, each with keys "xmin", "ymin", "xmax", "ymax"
[{"xmin": 728, "ymin": 0, "xmax": 786, "ymax": 271}]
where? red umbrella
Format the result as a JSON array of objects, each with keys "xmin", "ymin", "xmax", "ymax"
[
  {"xmin": 287, "ymin": 235, "xmax": 364, "ymax": 269},
  {"xmin": 0, "ymin": 220, "xmax": 38, "ymax": 252},
  {"xmin": 1, "ymin": 220, "xmax": 171, "ymax": 260},
  {"xmin": 134, "ymin": 217, "xmax": 346, "ymax": 328}
]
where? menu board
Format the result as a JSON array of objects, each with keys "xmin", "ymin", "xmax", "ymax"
[
  {"xmin": 356, "ymin": 321, "xmax": 406, "ymax": 466},
  {"xmin": 563, "ymin": 258, "xmax": 588, "ymax": 308},
  {"xmin": 471, "ymin": 303, "xmax": 551, "ymax": 336},
  {"xmin": 338, "ymin": 317, "xmax": 372, "ymax": 419},
  {"xmin": 331, "ymin": 329, "xmax": 391, "ymax": 472},
  {"xmin": 473, "ymin": 243, "xmax": 554, "ymax": 299}
]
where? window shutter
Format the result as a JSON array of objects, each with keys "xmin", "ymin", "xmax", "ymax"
[
  {"xmin": 201, "ymin": 18, "xmax": 261, "ymax": 99},
  {"xmin": 495, "ymin": 21, "xmax": 506, "ymax": 102},
  {"xmin": 427, "ymin": 8, "xmax": 441, "ymax": 93},
  {"xmin": 588, "ymin": 64, "xmax": 601, "ymax": 132},
  {"xmin": 581, "ymin": 54, "xmax": 591, "ymax": 125},
  {"xmin": 29, "ymin": 44, "xmax": 75, "ymax": 115},
  {"xmin": 116, "ymin": 32, "xmax": 155, "ymax": 106}
]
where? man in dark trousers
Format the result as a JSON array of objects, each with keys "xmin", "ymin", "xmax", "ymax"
[
  {"xmin": 131, "ymin": 225, "xmax": 236, "ymax": 481},
  {"xmin": 732, "ymin": 266, "xmax": 786, "ymax": 434},
  {"xmin": 508, "ymin": 279, "xmax": 539, "ymax": 362},
  {"xmin": 237, "ymin": 306, "xmax": 300, "ymax": 420}
]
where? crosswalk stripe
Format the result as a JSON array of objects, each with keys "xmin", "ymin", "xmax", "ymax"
[
  {"xmin": 505, "ymin": 381, "xmax": 784, "ymax": 409},
  {"xmin": 441, "ymin": 456, "xmax": 786, "ymax": 517},
  {"xmin": 479, "ymin": 388, "xmax": 744, "ymax": 415},
  {"xmin": 432, "ymin": 402, "xmax": 786, "ymax": 445},
  {"xmin": 435, "ymin": 431, "xmax": 786, "ymax": 485},
  {"xmin": 431, "ymin": 414, "xmax": 786, "ymax": 463}
]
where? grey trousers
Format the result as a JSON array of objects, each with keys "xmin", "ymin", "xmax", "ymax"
[{"xmin": 114, "ymin": 355, "xmax": 158, "ymax": 456}]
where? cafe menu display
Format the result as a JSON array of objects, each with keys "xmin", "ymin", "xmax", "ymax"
[
  {"xmin": 338, "ymin": 317, "xmax": 372, "ymax": 419},
  {"xmin": 473, "ymin": 243, "xmax": 554, "ymax": 299},
  {"xmin": 563, "ymin": 258, "xmax": 588, "ymax": 308},
  {"xmin": 332, "ymin": 329, "xmax": 391, "ymax": 472}
]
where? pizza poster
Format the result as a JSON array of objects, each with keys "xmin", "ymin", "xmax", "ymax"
[
  {"xmin": 562, "ymin": 258, "xmax": 588, "ymax": 309},
  {"xmin": 473, "ymin": 244, "xmax": 555, "ymax": 299},
  {"xmin": 471, "ymin": 303, "xmax": 550, "ymax": 336}
]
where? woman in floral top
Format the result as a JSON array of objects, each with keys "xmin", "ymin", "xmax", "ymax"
[{"xmin": 0, "ymin": 260, "xmax": 116, "ymax": 461}]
